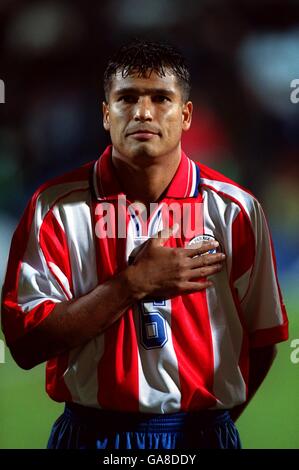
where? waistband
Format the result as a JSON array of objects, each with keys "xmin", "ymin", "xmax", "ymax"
[{"xmin": 64, "ymin": 403, "xmax": 231, "ymax": 433}]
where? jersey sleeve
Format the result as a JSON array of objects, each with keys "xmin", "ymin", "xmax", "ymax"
[
  {"xmin": 232, "ymin": 200, "xmax": 288, "ymax": 348},
  {"xmin": 1, "ymin": 190, "xmax": 73, "ymax": 346}
]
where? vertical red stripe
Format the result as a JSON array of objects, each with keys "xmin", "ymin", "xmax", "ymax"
[
  {"xmin": 167, "ymin": 196, "xmax": 215, "ymax": 410},
  {"xmin": 186, "ymin": 160, "xmax": 194, "ymax": 197},
  {"xmin": 171, "ymin": 294, "xmax": 216, "ymax": 410},
  {"xmin": 94, "ymin": 199, "xmax": 139, "ymax": 411},
  {"xmin": 230, "ymin": 209, "xmax": 255, "ymax": 284},
  {"xmin": 46, "ymin": 355, "xmax": 72, "ymax": 402},
  {"xmin": 40, "ymin": 210, "xmax": 74, "ymax": 297},
  {"xmin": 40, "ymin": 209, "xmax": 75, "ymax": 400}
]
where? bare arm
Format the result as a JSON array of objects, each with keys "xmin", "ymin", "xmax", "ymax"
[
  {"xmin": 8, "ymin": 234, "xmax": 225, "ymax": 370},
  {"xmin": 230, "ymin": 344, "xmax": 277, "ymax": 422},
  {"xmin": 9, "ymin": 270, "xmax": 137, "ymax": 370}
]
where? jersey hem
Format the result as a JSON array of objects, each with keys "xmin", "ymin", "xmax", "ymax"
[{"xmin": 249, "ymin": 320, "xmax": 289, "ymax": 348}]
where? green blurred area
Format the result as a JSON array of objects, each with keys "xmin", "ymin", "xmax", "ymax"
[{"xmin": 0, "ymin": 289, "xmax": 298, "ymax": 449}]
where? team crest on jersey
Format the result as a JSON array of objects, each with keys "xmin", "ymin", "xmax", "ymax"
[{"xmin": 187, "ymin": 234, "xmax": 219, "ymax": 254}]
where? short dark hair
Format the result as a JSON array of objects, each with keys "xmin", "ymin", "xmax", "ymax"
[{"xmin": 103, "ymin": 39, "xmax": 191, "ymax": 102}]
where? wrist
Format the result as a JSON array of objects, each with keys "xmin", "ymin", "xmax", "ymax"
[{"xmin": 121, "ymin": 265, "xmax": 148, "ymax": 302}]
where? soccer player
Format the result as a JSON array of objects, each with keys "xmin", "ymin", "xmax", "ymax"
[{"xmin": 1, "ymin": 40, "xmax": 288, "ymax": 449}]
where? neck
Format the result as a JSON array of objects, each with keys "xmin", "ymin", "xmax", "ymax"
[{"xmin": 111, "ymin": 146, "xmax": 182, "ymax": 205}]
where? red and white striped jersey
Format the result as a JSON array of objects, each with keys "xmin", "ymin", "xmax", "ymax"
[{"xmin": 2, "ymin": 145, "xmax": 288, "ymax": 412}]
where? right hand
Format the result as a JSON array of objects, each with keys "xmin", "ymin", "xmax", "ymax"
[{"xmin": 126, "ymin": 225, "xmax": 226, "ymax": 301}]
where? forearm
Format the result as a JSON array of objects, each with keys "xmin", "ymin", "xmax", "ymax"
[
  {"xmin": 230, "ymin": 345, "xmax": 277, "ymax": 422},
  {"xmin": 9, "ymin": 267, "xmax": 138, "ymax": 369}
]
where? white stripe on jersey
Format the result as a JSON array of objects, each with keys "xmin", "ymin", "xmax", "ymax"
[
  {"xmin": 53, "ymin": 195, "xmax": 104, "ymax": 408},
  {"xmin": 48, "ymin": 262, "xmax": 72, "ymax": 300},
  {"xmin": 52, "ymin": 196, "xmax": 97, "ymax": 297},
  {"xmin": 189, "ymin": 160, "xmax": 197, "ymax": 197},
  {"xmin": 234, "ymin": 268, "xmax": 252, "ymax": 302},
  {"xmin": 148, "ymin": 205, "xmax": 163, "ymax": 235},
  {"xmin": 64, "ymin": 336, "xmax": 105, "ymax": 408},
  {"xmin": 18, "ymin": 258, "xmax": 65, "ymax": 312},
  {"xmin": 127, "ymin": 208, "xmax": 181, "ymax": 413},
  {"xmin": 134, "ymin": 300, "xmax": 181, "ymax": 413},
  {"xmin": 206, "ymin": 281, "xmax": 246, "ymax": 408},
  {"xmin": 202, "ymin": 186, "xmax": 246, "ymax": 408}
]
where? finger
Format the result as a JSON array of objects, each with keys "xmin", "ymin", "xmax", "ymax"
[
  {"xmin": 187, "ymin": 264, "xmax": 223, "ymax": 279},
  {"xmin": 189, "ymin": 252, "xmax": 226, "ymax": 268},
  {"xmin": 128, "ymin": 243, "xmax": 148, "ymax": 265},
  {"xmin": 186, "ymin": 241, "xmax": 219, "ymax": 257},
  {"xmin": 151, "ymin": 222, "xmax": 180, "ymax": 246}
]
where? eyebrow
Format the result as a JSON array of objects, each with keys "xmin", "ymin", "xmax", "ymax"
[{"xmin": 113, "ymin": 87, "xmax": 176, "ymax": 97}]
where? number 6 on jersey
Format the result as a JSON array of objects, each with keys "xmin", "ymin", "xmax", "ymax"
[{"xmin": 139, "ymin": 301, "xmax": 168, "ymax": 349}]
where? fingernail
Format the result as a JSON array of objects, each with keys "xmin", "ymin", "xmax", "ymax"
[
  {"xmin": 211, "ymin": 241, "xmax": 219, "ymax": 247},
  {"xmin": 220, "ymin": 253, "xmax": 226, "ymax": 259}
]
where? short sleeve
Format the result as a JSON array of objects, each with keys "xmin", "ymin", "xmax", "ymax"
[
  {"xmin": 232, "ymin": 200, "xmax": 288, "ymax": 348},
  {"xmin": 1, "ymin": 191, "xmax": 72, "ymax": 345}
]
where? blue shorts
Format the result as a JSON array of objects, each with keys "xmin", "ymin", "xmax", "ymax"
[{"xmin": 47, "ymin": 403, "xmax": 241, "ymax": 449}]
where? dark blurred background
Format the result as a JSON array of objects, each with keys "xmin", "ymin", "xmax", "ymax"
[{"xmin": 0, "ymin": 0, "xmax": 298, "ymax": 448}]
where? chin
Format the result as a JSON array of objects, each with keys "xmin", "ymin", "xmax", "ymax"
[{"xmin": 129, "ymin": 143, "xmax": 160, "ymax": 159}]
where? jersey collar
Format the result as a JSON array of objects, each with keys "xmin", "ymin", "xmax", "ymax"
[{"xmin": 92, "ymin": 145, "xmax": 201, "ymax": 201}]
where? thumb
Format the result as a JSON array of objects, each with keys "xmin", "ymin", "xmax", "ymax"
[{"xmin": 151, "ymin": 222, "xmax": 180, "ymax": 246}]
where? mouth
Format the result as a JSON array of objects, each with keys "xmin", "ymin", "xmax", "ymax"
[{"xmin": 126, "ymin": 129, "xmax": 161, "ymax": 140}]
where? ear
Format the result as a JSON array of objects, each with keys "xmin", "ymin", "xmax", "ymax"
[
  {"xmin": 102, "ymin": 101, "xmax": 110, "ymax": 131},
  {"xmin": 182, "ymin": 101, "xmax": 193, "ymax": 131}
]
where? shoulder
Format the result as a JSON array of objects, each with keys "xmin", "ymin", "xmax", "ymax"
[
  {"xmin": 30, "ymin": 161, "xmax": 94, "ymax": 215},
  {"xmin": 18, "ymin": 161, "xmax": 95, "ymax": 233},
  {"xmin": 197, "ymin": 162, "xmax": 261, "ymax": 219}
]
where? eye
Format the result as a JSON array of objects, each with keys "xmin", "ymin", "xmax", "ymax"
[
  {"xmin": 152, "ymin": 95, "xmax": 170, "ymax": 103},
  {"xmin": 118, "ymin": 95, "xmax": 137, "ymax": 103}
]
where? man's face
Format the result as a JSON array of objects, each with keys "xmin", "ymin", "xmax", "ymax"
[{"xmin": 103, "ymin": 69, "xmax": 192, "ymax": 163}]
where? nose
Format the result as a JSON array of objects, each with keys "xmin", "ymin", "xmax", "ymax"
[{"xmin": 133, "ymin": 96, "xmax": 153, "ymax": 122}]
